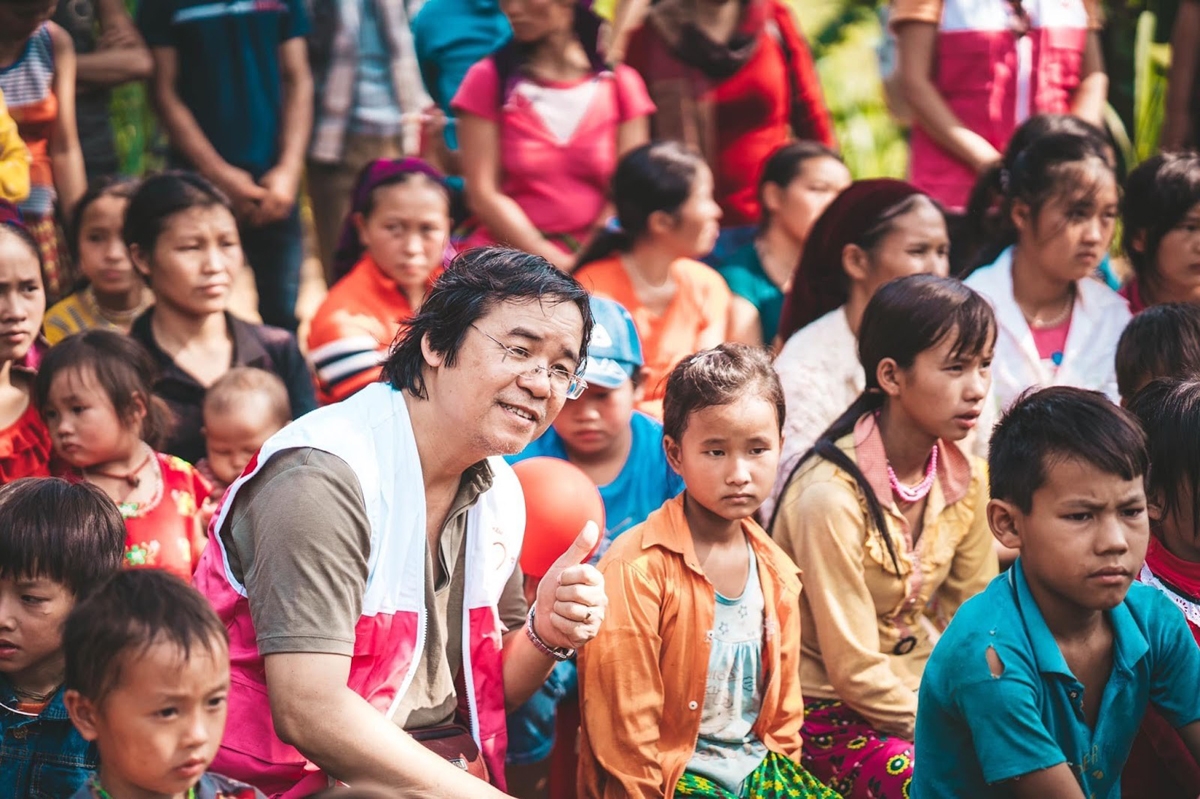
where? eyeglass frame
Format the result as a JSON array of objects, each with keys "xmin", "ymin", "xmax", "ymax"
[{"xmin": 470, "ymin": 324, "xmax": 588, "ymax": 400}]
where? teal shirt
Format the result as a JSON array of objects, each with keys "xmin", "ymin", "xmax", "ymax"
[
  {"xmin": 913, "ymin": 561, "xmax": 1200, "ymax": 799},
  {"xmin": 716, "ymin": 243, "xmax": 783, "ymax": 344}
]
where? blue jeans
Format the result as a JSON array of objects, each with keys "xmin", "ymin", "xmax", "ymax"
[
  {"xmin": 506, "ymin": 659, "xmax": 578, "ymax": 765},
  {"xmin": 240, "ymin": 204, "xmax": 304, "ymax": 332}
]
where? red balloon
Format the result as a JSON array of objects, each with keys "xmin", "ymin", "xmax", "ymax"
[{"xmin": 512, "ymin": 457, "xmax": 605, "ymax": 578}]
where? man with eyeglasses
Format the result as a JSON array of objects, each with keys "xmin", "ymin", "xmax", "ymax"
[{"xmin": 193, "ymin": 248, "xmax": 606, "ymax": 797}]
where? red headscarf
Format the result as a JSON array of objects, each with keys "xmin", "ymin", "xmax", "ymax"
[{"xmin": 775, "ymin": 179, "xmax": 927, "ymax": 344}]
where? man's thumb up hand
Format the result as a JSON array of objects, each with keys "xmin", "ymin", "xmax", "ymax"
[{"xmin": 533, "ymin": 521, "xmax": 607, "ymax": 651}]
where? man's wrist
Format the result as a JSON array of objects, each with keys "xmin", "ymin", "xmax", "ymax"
[{"xmin": 525, "ymin": 606, "xmax": 573, "ymax": 661}]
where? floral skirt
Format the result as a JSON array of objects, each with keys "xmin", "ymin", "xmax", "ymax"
[
  {"xmin": 675, "ymin": 751, "xmax": 844, "ymax": 799},
  {"xmin": 800, "ymin": 699, "xmax": 914, "ymax": 799}
]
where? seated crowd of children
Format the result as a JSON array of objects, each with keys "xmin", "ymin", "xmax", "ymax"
[{"xmin": 6, "ymin": 111, "xmax": 1200, "ymax": 799}]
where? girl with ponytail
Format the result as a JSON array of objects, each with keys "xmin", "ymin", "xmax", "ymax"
[
  {"xmin": 574, "ymin": 141, "xmax": 730, "ymax": 417},
  {"xmin": 770, "ymin": 274, "xmax": 999, "ymax": 799}
]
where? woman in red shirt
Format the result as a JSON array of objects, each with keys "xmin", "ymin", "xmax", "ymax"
[{"xmin": 622, "ymin": 0, "xmax": 835, "ymax": 263}]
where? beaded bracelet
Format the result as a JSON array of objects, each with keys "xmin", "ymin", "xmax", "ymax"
[{"xmin": 525, "ymin": 606, "xmax": 574, "ymax": 661}]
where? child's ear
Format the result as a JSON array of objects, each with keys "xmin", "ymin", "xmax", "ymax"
[
  {"xmin": 841, "ymin": 243, "xmax": 870, "ymax": 283},
  {"xmin": 128, "ymin": 391, "xmax": 149, "ymax": 427},
  {"xmin": 1147, "ymin": 491, "xmax": 1166, "ymax": 524},
  {"xmin": 63, "ymin": 690, "xmax": 100, "ymax": 742},
  {"xmin": 1129, "ymin": 228, "xmax": 1147, "ymax": 254},
  {"xmin": 987, "ymin": 498, "xmax": 1023, "ymax": 550},
  {"xmin": 647, "ymin": 209, "xmax": 676, "ymax": 237},
  {"xmin": 663, "ymin": 434, "xmax": 683, "ymax": 474},
  {"xmin": 630, "ymin": 368, "xmax": 649, "ymax": 403},
  {"xmin": 1010, "ymin": 199, "xmax": 1032, "ymax": 236},
  {"xmin": 876, "ymin": 358, "xmax": 902, "ymax": 398},
  {"xmin": 353, "ymin": 212, "xmax": 369, "ymax": 247}
]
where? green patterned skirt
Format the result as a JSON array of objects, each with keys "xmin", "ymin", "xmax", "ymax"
[{"xmin": 675, "ymin": 751, "xmax": 845, "ymax": 799}]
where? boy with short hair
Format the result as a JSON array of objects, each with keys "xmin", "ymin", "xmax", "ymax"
[
  {"xmin": 0, "ymin": 478, "xmax": 125, "ymax": 797},
  {"xmin": 504, "ymin": 295, "xmax": 684, "ymax": 791},
  {"xmin": 62, "ymin": 569, "xmax": 264, "ymax": 799},
  {"xmin": 1114, "ymin": 302, "xmax": 1200, "ymax": 404},
  {"xmin": 913, "ymin": 386, "xmax": 1200, "ymax": 799}
]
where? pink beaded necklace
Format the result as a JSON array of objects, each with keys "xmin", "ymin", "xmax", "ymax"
[{"xmin": 887, "ymin": 445, "xmax": 938, "ymax": 504}]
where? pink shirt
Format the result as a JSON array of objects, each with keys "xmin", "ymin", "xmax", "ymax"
[
  {"xmin": 452, "ymin": 60, "xmax": 654, "ymax": 249},
  {"xmin": 1031, "ymin": 316, "xmax": 1071, "ymax": 373}
]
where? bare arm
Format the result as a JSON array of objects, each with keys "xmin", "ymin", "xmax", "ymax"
[
  {"xmin": 727, "ymin": 297, "xmax": 765, "ymax": 347},
  {"xmin": 148, "ymin": 46, "xmax": 266, "ymax": 217},
  {"xmin": 265, "ymin": 652, "xmax": 509, "ymax": 797},
  {"xmin": 1068, "ymin": 32, "xmax": 1108, "ymax": 127},
  {"xmin": 255, "ymin": 37, "xmax": 314, "ymax": 224},
  {"xmin": 1164, "ymin": 1, "xmax": 1200, "ymax": 150},
  {"xmin": 457, "ymin": 112, "xmax": 575, "ymax": 270},
  {"xmin": 895, "ymin": 21, "xmax": 1002, "ymax": 175},
  {"xmin": 1003, "ymin": 764, "xmax": 1088, "ymax": 799},
  {"xmin": 48, "ymin": 24, "xmax": 86, "ymax": 217},
  {"xmin": 502, "ymin": 627, "xmax": 557, "ymax": 712},
  {"xmin": 75, "ymin": 0, "xmax": 153, "ymax": 87}
]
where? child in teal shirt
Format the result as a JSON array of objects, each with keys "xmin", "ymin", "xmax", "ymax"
[{"xmin": 914, "ymin": 387, "xmax": 1200, "ymax": 798}]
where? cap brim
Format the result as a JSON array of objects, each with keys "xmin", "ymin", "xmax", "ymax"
[{"xmin": 579, "ymin": 357, "xmax": 636, "ymax": 389}]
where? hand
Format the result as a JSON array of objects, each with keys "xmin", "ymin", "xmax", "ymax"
[
  {"xmin": 216, "ymin": 166, "xmax": 269, "ymax": 224},
  {"xmin": 254, "ymin": 165, "xmax": 299, "ymax": 226},
  {"xmin": 533, "ymin": 521, "xmax": 607, "ymax": 651}
]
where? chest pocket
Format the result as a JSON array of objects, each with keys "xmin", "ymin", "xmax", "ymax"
[{"xmin": 29, "ymin": 760, "xmax": 93, "ymax": 799}]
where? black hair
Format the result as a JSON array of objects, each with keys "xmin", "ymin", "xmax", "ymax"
[
  {"xmin": 662, "ymin": 343, "xmax": 785, "ymax": 442},
  {"xmin": 1115, "ymin": 303, "xmax": 1200, "ymax": 401},
  {"xmin": 64, "ymin": 569, "xmax": 229, "ymax": 703},
  {"xmin": 757, "ymin": 140, "xmax": 844, "ymax": 231},
  {"xmin": 381, "ymin": 247, "xmax": 594, "ymax": 399},
  {"xmin": 0, "ymin": 202, "xmax": 44, "ymax": 273},
  {"xmin": 491, "ymin": 2, "xmax": 606, "ymax": 100},
  {"xmin": 1122, "ymin": 151, "xmax": 1200, "ymax": 282},
  {"xmin": 963, "ymin": 129, "xmax": 1116, "ymax": 277},
  {"xmin": 956, "ymin": 114, "xmax": 1111, "ymax": 276},
  {"xmin": 771, "ymin": 275, "xmax": 997, "ymax": 573},
  {"xmin": 35, "ymin": 330, "xmax": 174, "ymax": 449},
  {"xmin": 574, "ymin": 142, "xmax": 705, "ymax": 270},
  {"xmin": 354, "ymin": 164, "xmax": 449, "ymax": 220},
  {"xmin": 122, "ymin": 171, "xmax": 230, "ymax": 258},
  {"xmin": 0, "ymin": 478, "xmax": 124, "ymax": 599},
  {"xmin": 989, "ymin": 386, "xmax": 1146, "ymax": 514},
  {"xmin": 203, "ymin": 366, "xmax": 291, "ymax": 426},
  {"xmin": 1127, "ymin": 378, "xmax": 1200, "ymax": 540},
  {"xmin": 69, "ymin": 177, "xmax": 139, "ymax": 262}
]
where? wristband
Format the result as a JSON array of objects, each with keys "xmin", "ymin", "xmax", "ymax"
[{"xmin": 525, "ymin": 607, "xmax": 574, "ymax": 661}]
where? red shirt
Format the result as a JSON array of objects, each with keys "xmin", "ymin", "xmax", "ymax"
[{"xmin": 0, "ymin": 401, "xmax": 53, "ymax": 484}]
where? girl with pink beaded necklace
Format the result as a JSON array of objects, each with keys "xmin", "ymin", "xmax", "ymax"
[{"xmin": 769, "ymin": 274, "xmax": 1001, "ymax": 799}]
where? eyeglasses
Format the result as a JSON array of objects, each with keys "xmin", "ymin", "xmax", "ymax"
[{"xmin": 471, "ymin": 325, "xmax": 588, "ymax": 400}]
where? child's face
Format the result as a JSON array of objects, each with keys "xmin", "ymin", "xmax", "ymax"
[
  {"xmin": 659, "ymin": 165, "xmax": 723, "ymax": 260},
  {"xmin": 78, "ymin": 196, "xmax": 138, "ymax": 299},
  {"xmin": 355, "ymin": 180, "xmax": 449, "ymax": 294},
  {"xmin": 0, "ymin": 575, "xmax": 73, "ymax": 693},
  {"xmin": 1015, "ymin": 164, "xmax": 1118, "ymax": 285},
  {"xmin": 770, "ymin": 157, "xmax": 851, "ymax": 245},
  {"xmin": 134, "ymin": 206, "xmax": 242, "ymax": 319},
  {"xmin": 854, "ymin": 200, "xmax": 949, "ymax": 297},
  {"xmin": 44, "ymin": 367, "xmax": 144, "ymax": 470},
  {"xmin": 0, "ymin": 230, "xmax": 45, "ymax": 364},
  {"xmin": 664, "ymin": 393, "xmax": 781, "ymax": 522},
  {"xmin": 1152, "ymin": 481, "xmax": 1200, "ymax": 563},
  {"xmin": 884, "ymin": 328, "xmax": 993, "ymax": 443},
  {"xmin": 991, "ymin": 456, "xmax": 1149, "ymax": 613},
  {"xmin": 204, "ymin": 396, "xmax": 284, "ymax": 485},
  {"xmin": 70, "ymin": 637, "xmax": 231, "ymax": 797},
  {"xmin": 551, "ymin": 378, "xmax": 639, "ymax": 460},
  {"xmin": 1149, "ymin": 201, "xmax": 1200, "ymax": 304}
]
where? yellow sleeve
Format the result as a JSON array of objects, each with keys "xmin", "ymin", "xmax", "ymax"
[
  {"xmin": 935, "ymin": 459, "xmax": 1000, "ymax": 623},
  {"xmin": 774, "ymin": 476, "xmax": 919, "ymax": 739},
  {"xmin": 0, "ymin": 88, "xmax": 31, "ymax": 204}
]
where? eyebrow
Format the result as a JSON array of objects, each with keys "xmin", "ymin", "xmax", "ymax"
[{"xmin": 505, "ymin": 326, "xmax": 580, "ymax": 365}]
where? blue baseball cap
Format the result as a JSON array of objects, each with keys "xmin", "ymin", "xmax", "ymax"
[{"xmin": 579, "ymin": 297, "xmax": 644, "ymax": 390}]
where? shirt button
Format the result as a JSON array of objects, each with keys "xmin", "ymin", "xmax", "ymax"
[
  {"xmin": 688, "ymin": 701, "xmax": 699, "ymax": 710},
  {"xmin": 1069, "ymin": 691, "xmax": 1078, "ymax": 699},
  {"xmin": 12, "ymin": 728, "xmax": 26, "ymax": 739}
]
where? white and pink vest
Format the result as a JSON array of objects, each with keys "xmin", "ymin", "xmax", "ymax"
[
  {"xmin": 193, "ymin": 382, "xmax": 525, "ymax": 797},
  {"xmin": 909, "ymin": 0, "xmax": 1091, "ymax": 211}
]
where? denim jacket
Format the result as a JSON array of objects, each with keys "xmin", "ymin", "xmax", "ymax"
[
  {"xmin": 0, "ymin": 680, "xmax": 95, "ymax": 799},
  {"xmin": 69, "ymin": 772, "xmax": 267, "ymax": 799}
]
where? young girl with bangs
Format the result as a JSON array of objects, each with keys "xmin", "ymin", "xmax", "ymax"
[
  {"xmin": 770, "ymin": 275, "xmax": 1000, "ymax": 799},
  {"xmin": 1121, "ymin": 151, "xmax": 1200, "ymax": 314},
  {"xmin": 574, "ymin": 141, "xmax": 730, "ymax": 417},
  {"xmin": 963, "ymin": 129, "xmax": 1128, "ymax": 414}
]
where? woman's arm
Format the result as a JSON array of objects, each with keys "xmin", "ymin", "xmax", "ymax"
[
  {"xmin": 75, "ymin": 0, "xmax": 153, "ymax": 87},
  {"xmin": 727, "ymin": 297, "xmax": 765, "ymax": 347},
  {"xmin": 457, "ymin": 112, "xmax": 576, "ymax": 271},
  {"xmin": 933, "ymin": 464, "xmax": 1000, "ymax": 624},
  {"xmin": 1068, "ymin": 32, "xmax": 1108, "ymax": 127},
  {"xmin": 1164, "ymin": 0, "xmax": 1200, "ymax": 150},
  {"xmin": 895, "ymin": 21, "xmax": 1002, "ymax": 175},
  {"xmin": 48, "ymin": 24, "xmax": 86, "ymax": 218}
]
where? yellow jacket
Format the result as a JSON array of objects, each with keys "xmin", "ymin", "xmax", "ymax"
[
  {"xmin": 772, "ymin": 413, "xmax": 997, "ymax": 740},
  {"xmin": 0, "ymin": 88, "xmax": 31, "ymax": 203}
]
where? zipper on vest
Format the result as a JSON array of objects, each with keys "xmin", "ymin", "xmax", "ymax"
[{"xmin": 385, "ymin": 606, "xmax": 428, "ymax": 722}]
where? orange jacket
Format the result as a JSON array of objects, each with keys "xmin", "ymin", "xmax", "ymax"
[{"xmin": 577, "ymin": 495, "xmax": 806, "ymax": 799}]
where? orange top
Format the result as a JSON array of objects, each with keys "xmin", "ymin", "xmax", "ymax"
[
  {"xmin": 307, "ymin": 255, "xmax": 441, "ymax": 404},
  {"xmin": 574, "ymin": 256, "xmax": 731, "ymax": 417},
  {"xmin": 577, "ymin": 495, "xmax": 806, "ymax": 799}
]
